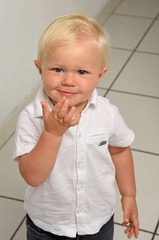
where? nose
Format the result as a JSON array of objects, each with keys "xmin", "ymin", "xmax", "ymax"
[{"xmin": 62, "ymin": 73, "xmax": 76, "ymax": 86}]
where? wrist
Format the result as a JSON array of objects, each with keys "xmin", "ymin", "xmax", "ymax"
[
  {"xmin": 122, "ymin": 195, "xmax": 136, "ymax": 198},
  {"xmin": 42, "ymin": 130, "xmax": 63, "ymax": 142},
  {"xmin": 121, "ymin": 196, "xmax": 137, "ymax": 206},
  {"xmin": 43, "ymin": 123, "xmax": 67, "ymax": 137},
  {"xmin": 121, "ymin": 195, "xmax": 136, "ymax": 200}
]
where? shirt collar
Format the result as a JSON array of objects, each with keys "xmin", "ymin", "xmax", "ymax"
[
  {"xmin": 34, "ymin": 87, "xmax": 53, "ymax": 117},
  {"xmin": 88, "ymin": 88, "xmax": 98, "ymax": 107},
  {"xmin": 34, "ymin": 87, "xmax": 98, "ymax": 117},
  {"xmin": 82, "ymin": 88, "xmax": 98, "ymax": 113}
]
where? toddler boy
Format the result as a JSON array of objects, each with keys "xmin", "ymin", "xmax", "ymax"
[{"xmin": 13, "ymin": 13, "xmax": 139, "ymax": 240}]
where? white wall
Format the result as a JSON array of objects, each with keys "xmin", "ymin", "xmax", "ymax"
[{"xmin": 0, "ymin": 0, "xmax": 109, "ymax": 125}]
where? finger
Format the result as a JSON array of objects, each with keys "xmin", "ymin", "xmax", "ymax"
[
  {"xmin": 41, "ymin": 101, "xmax": 50, "ymax": 120},
  {"xmin": 124, "ymin": 225, "xmax": 131, "ymax": 235},
  {"xmin": 57, "ymin": 99, "xmax": 69, "ymax": 119},
  {"xmin": 63, "ymin": 106, "xmax": 76, "ymax": 123},
  {"xmin": 128, "ymin": 226, "xmax": 134, "ymax": 239},
  {"xmin": 53, "ymin": 97, "xmax": 66, "ymax": 113},
  {"xmin": 124, "ymin": 225, "xmax": 132, "ymax": 239},
  {"xmin": 133, "ymin": 220, "xmax": 139, "ymax": 238},
  {"xmin": 134, "ymin": 228, "xmax": 139, "ymax": 238},
  {"xmin": 69, "ymin": 113, "xmax": 81, "ymax": 126},
  {"xmin": 122, "ymin": 216, "xmax": 130, "ymax": 228},
  {"xmin": 123, "ymin": 210, "xmax": 131, "ymax": 227},
  {"xmin": 123, "ymin": 205, "xmax": 131, "ymax": 221}
]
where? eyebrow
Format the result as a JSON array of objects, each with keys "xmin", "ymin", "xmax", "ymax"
[{"xmin": 50, "ymin": 63, "xmax": 92, "ymax": 69}]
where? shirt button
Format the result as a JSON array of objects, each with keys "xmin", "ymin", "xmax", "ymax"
[
  {"xmin": 77, "ymin": 185, "xmax": 83, "ymax": 191},
  {"xmin": 78, "ymin": 132, "xmax": 82, "ymax": 138},
  {"xmin": 79, "ymin": 160, "xmax": 83, "ymax": 166},
  {"xmin": 77, "ymin": 209, "xmax": 82, "ymax": 214}
]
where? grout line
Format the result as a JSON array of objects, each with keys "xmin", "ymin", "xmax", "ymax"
[
  {"xmin": 113, "ymin": 12, "xmax": 155, "ymax": 20},
  {"xmin": 103, "ymin": 50, "xmax": 136, "ymax": 97},
  {"xmin": 114, "ymin": 222, "xmax": 155, "ymax": 235},
  {"xmin": 96, "ymin": 87, "xmax": 108, "ymax": 91},
  {"xmin": 111, "ymin": 46, "xmax": 133, "ymax": 52},
  {"xmin": 101, "ymin": 0, "xmax": 124, "ymax": 23},
  {"xmin": 10, "ymin": 215, "xmax": 26, "ymax": 240},
  {"xmin": 104, "ymin": 12, "xmax": 159, "ymax": 97},
  {"xmin": 151, "ymin": 220, "xmax": 159, "ymax": 240},
  {"xmin": 111, "ymin": 0, "xmax": 124, "ymax": 14},
  {"xmin": 131, "ymin": 12, "xmax": 159, "ymax": 50},
  {"xmin": 131, "ymin": 148, "xmax": 159, "ymax": 157},
  {"xmin": 111, "ymin": 46, "xmax": 159, "ymax": 56},
  {"xmin": 97, "ymin": 0, "xmax": 123, "ymax": 25},
  {"xmin": 106, "ymin": 89, "xmax": 159, "ymax": 100},
  {"xmin": 136, "ymin": 50, "xmax": 159, "ymax": 56},
  {"xmin": 0, "ymin": 195, "xmax": 24, "ymax": 203}
]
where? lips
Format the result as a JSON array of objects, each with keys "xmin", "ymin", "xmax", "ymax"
[{"xmin": 58, "ymin": 90, "xmax": 77, "ymax": 96}]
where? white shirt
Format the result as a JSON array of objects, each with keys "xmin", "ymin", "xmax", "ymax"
[{"xmin": 13, "ymin": 87, "xmax": 134, "ymax": 237}]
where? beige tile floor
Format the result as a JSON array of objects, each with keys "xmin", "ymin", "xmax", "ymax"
[{"xmin": 0, "ymin": 0, "xmax": 159, "ymax": 239}]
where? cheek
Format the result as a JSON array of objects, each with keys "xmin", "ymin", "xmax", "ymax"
[
  {"xmin": 42, "ymin": 73, "xmax": 57, "ymax": 88},
  {"xmin": 80, "ymin": 78, "xmax": 98, "ymax": 92}
]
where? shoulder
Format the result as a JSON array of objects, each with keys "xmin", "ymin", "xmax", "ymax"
[
  {"xmin": 86, "ymin": 94, "xmax": 117, "ymax": 129},
  {"xmin": 97, "ymin": 95, "xmax": 114, "ymax": 107},
  {"xmin": 96, "ymin": 95, "xmax": 117, "ymax": 117},
  {"xmin": 17, "ymin": 101, "xmax": 35, "ymax": 125},
  {"xmin": 15, "ymin": 99, "xmax": 43, "ymax": 143},
  {"xmin": 95, "ymin": 95, "xmax": 128, "ymax": 131},
  {"xmin": 96, "ymin": 96, "xmax": 124, "ymax": 125}
]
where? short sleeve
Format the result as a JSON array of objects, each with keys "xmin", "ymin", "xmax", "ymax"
[
  {"xmin": 109, "ymin": 105, "xmax": 135, "ymax": 147},
  {"xmin": 13, "ymin": 108, "xmax": 41, "ymax": 161}
]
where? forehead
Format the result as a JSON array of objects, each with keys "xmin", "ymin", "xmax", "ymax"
[{"xmin": 46, "ymin": 39, "xmax": 101, "ymax": 63}]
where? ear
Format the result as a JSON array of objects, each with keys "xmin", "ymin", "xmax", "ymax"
[
  {"xmin": 34, "ymin": 60, "xmax": 42, "ymax": 75},
  {"xmin": 96, "ymin": 66, "xmax": 108, "ymax": 85}
]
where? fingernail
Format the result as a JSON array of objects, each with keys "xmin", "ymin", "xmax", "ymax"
[
  {"xmin": 125, "ymin": 218, "xmax": 129, "ymax": 222},
  {"xmin": 65, "ymin": 99, "xmax": 69, "ymax": 104}
]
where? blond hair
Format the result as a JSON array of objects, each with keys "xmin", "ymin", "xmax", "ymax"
[{"xmin": 37, "ymin": 13, "xmax": 110, "ymax": 68}]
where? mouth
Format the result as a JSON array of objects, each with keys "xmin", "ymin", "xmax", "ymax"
[{"xmin": 58, "ymin": 90, "xmax": 77, "ymax": 97}]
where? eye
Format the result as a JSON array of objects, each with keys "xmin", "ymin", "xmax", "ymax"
[
  {"xmin": 53, "ymin": 68, "xmax": 63, "ymax": 73},
  {"xmin": 78, "ymin": 70, "xmax": 87, "ymax": 75}
]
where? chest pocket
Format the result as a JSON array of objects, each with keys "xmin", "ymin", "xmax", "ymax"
[
  {"xmin": 85, "ymin": 129, "xmax": 109, "ymax": 160},
  {"xmin": 86, "ymin": 128, "xmax": 108, "ymax": 147}
]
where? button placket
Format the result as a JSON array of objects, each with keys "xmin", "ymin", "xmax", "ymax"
[{"xmin": 75, "ymin": 124, "xmax": 87, "ymax": 229}]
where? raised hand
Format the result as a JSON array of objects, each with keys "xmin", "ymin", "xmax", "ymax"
[{"xmin": 41, "ymin": 97, "xmax": 81, "ymax": 137}]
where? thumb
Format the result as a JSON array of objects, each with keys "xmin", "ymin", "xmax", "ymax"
[
  {"xmin": 123, "ymin": 209, "xmax": 130, "ymax": 225},
  {"xmin": 121, "ymin": 197, "xmax": 132, "ymax": 225},
  {"xmin": 40, "ymin": 101, "xmax": 50, "ymax": 119}
]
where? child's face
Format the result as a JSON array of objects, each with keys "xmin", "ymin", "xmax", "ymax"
[{"xmin": 35, "ymin": 39, "xmax": 108, "ymax": 112}]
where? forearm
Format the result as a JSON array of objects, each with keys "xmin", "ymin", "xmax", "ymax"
[
  {"xmin": 19, "ymin": 130, "xmax": 62, "ymax": 187},
  {"xmin": 109, "ymin": 146, "xmax": 136, "ymax": 197},
  {"xmin": 109, "ymin": 146, "xmax": 139, "ymax": 238},
  {"xmin": 18, "ymin": 98, "xmax": 80, "ymax": 187}
]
